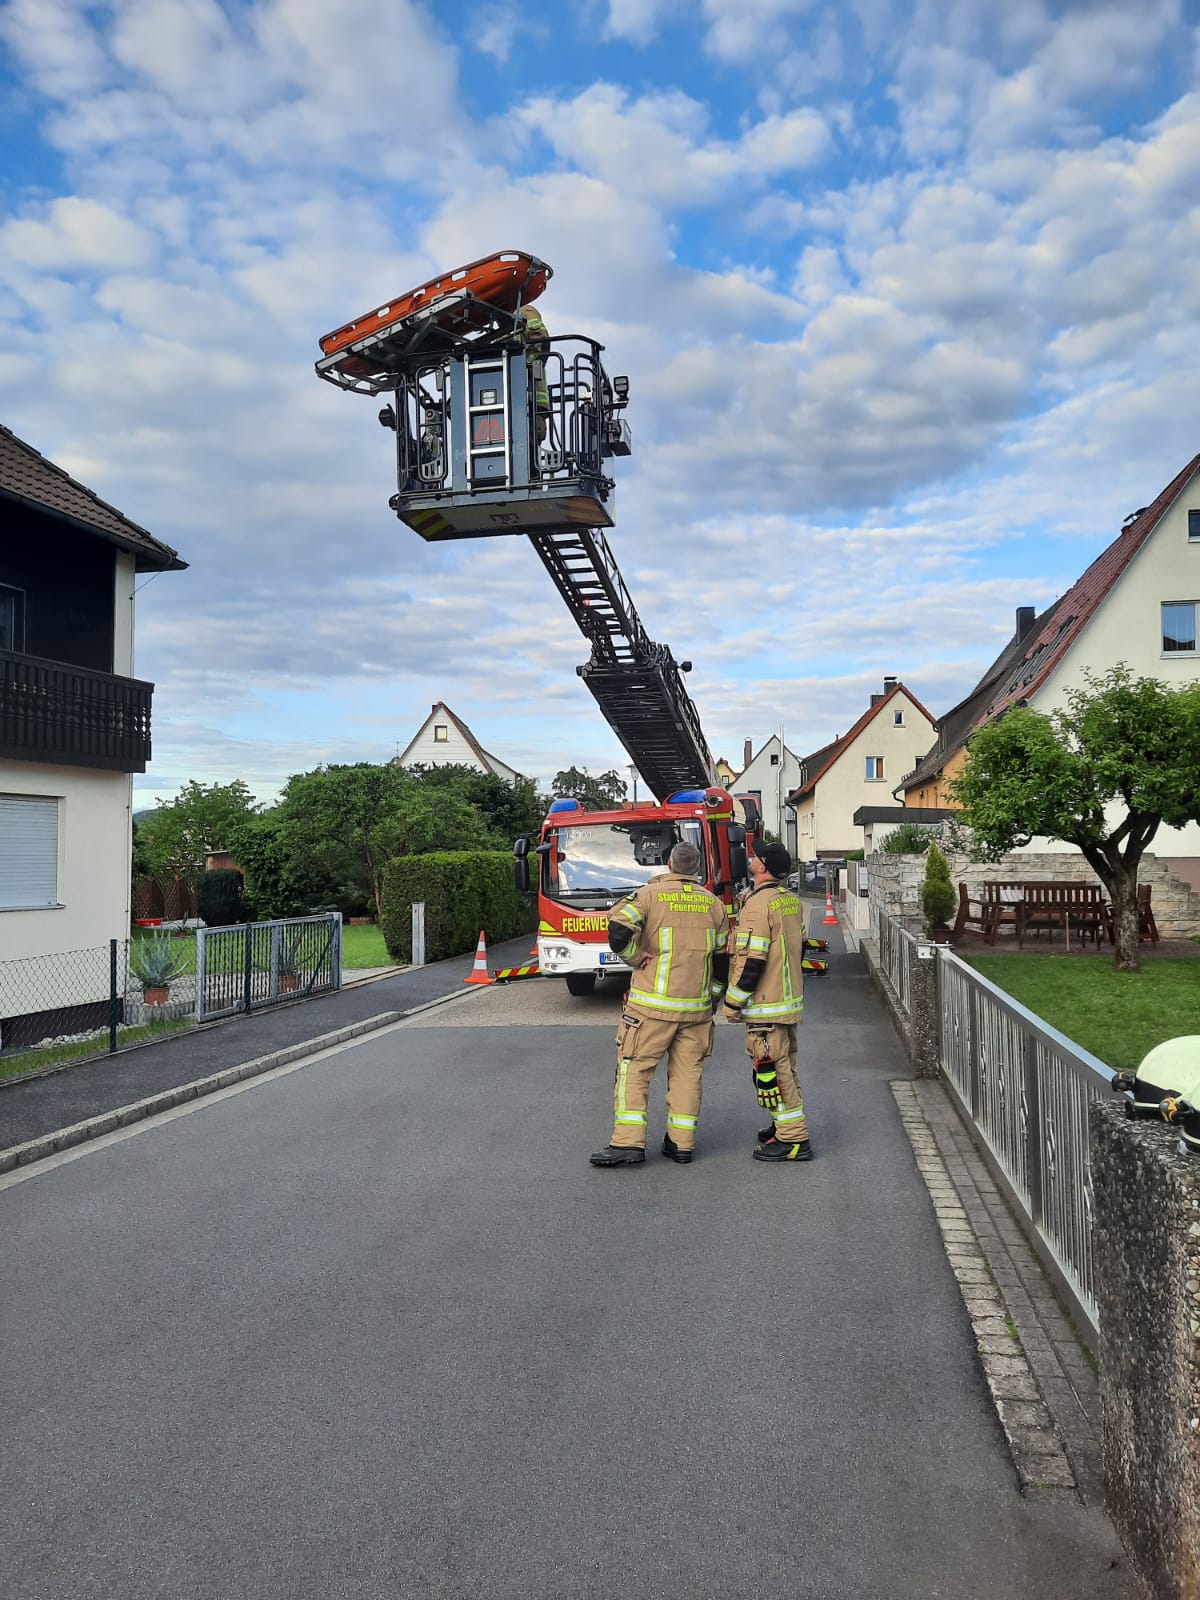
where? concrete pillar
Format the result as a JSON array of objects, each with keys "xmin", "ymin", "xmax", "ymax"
[
  {"xmin": 1090, "ymin": 1099, "xmax": 1200, "ymax": 1598},
  {"xmin": 908, "ymin": 943, "xmax": 940, "ymax": 1079}
]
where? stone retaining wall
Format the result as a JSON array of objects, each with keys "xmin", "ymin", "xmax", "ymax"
[{"xmin": 868, "ymin": 834, "xmax": 1200, "ymax": 940}]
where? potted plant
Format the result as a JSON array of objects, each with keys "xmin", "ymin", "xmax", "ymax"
[
  {"xmin": 921, "ymin": 842, "xmax": 957, "ymax": 944},
  {"xmin": 278, "ymin": 932, "xmax": 306, "ymax": 994},
  {"xmin": 131, "ymin": 931, "xmax": 188, "ymax": 1004}
]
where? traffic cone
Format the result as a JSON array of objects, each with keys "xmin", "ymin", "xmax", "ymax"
[
  {"xmin": 822, "ymin": 890, "xmax": 838, "ymax": 927},
  {"xmin": 464, "ymin": 930, "xmax": 494, "ymax": 985}
]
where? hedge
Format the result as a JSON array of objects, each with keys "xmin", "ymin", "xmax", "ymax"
[
  {"xmin": 197, "ymin": 868, "xmax": 247, "ymax": 927},
  {"xmin": 380, "ymin": 851, "xmax": 527, "ymax": 963}
]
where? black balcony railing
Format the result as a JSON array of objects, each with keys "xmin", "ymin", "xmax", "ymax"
[{"xmin": 0, "ymin": 650, "xmax": 153, "ymax": 772}]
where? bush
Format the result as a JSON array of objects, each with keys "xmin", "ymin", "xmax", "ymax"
[
  {"xmin": 197, "ymin": 868, "xmax": 247, "ymax": 927},
  {"xmin": 380, "ymin": 851, "xmax": 527, "ymax": 963},
  {"xmin": 879, "ymin": 821, "xmax": 933, "ymax": 856},
  {"xmin": 130, "ymin": 932, "xmax": 190, "ymax": 989},
  {"xmin": 921, "ymin": 842, "xmax": 957, "ymax": 930}
]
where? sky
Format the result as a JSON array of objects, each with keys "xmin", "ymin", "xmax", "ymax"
[{"xmin": 3, "ymin": 0, "xmax": 1200, "ymax": 807}]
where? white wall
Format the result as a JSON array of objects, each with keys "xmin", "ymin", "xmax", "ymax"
[
  {"xmin": 735, "ymin": 736, "xmax": 801, "ymax": 840},
  {"xmin": 401, "ymin": 713, "xmax": 517, "ymax": 782},
  {"xmin": 0, "ymin": 761, "xmax": 133, "ymax": 977},
  {"xmin": 808, "ymin": 691, "xmax": 936, "ymax": 859},
  {"xmin": 1027, "ymin": 485, "xmax": 1200, "ymax": 859}
]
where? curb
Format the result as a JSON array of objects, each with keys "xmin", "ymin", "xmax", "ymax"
[
  {"xmin": 0, "ymin": 983, "xmax": 481, "ymax": 1176},
  {"xmin": 891, "ymin": 1080, "xmax": 1082, "ymax": 1503}
]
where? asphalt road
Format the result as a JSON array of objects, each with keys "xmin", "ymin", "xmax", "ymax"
[{"xmin": 1, "ymin": 954, "xmax": 1139, "ymax": 1599}]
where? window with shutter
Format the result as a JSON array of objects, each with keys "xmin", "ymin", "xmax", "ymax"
[{"xmin": 0, "ymin": 795, "xmax": 60, "ymax": 910}]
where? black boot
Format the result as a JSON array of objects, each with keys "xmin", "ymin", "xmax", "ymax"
[
  {"xmin": 753, "ymin": 1136, "xmax": 814, "ymax": 1163},
  {"xmin": 589, "ymin": 1144, "xmax": 646, "ymax": 1167},
  {"xmin": 662, "ymin": 1133, "xmax": 693, "ymax": 1164},
  {"xmin": 758, "ymin": 1122, "xmax": 776, "ymax": 1144}
]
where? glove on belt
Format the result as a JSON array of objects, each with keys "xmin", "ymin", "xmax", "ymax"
[{"xmin": 752, "ymin": 1059, "xmax": 783, "ymax": 1111}]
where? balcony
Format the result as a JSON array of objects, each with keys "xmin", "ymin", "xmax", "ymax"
[{"xmin": 0, "ymin": 649, "xmax": 153, "ymax": 772}]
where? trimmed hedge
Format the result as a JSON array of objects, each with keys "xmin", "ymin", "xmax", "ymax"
[
  {"xmin": 197, "ymin": 868, "xmax": 247, "ymax": 927},
  {"xmin": 381, "ymin": 851, "xmax": 526, "ymax": 963}
]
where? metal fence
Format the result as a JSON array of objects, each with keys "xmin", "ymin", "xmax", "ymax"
[
  {"xmin": 935, "ymin": 946, "xmax": 1111, "ymax": 1337},
  {"xmin": 196, "ymin": 914, "xmax": 341, "ymax": 1022},
  {"xmin": 0, "ymin": 914, "xmax": 342, "ymax": 1081},
  {"xmin": 875, "ymin": 905, "xmax": 914, "ymax": 1015}
]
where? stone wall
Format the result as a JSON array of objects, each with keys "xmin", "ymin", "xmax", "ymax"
[
  {"xmin": 1090, "ymin": 1101, "xmax": 1200, "ymax": 1599},
  {"xmin": 867, "ymin": 831, "xmax": 1200, "ymax": 939}
]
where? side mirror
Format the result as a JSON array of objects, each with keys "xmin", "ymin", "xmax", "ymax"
[
  {"xmin": 730, "ymin": 843, "xmax": 748, "ymax": 882},
  {"xmin": 727, "ymin": 824, "xmax": 746, "ymax": 846},
  {"xmin": 513, "ymin": 835, "xmax": 530, "ymax": 859},
  {"xmin": 514, "ymin": 857, "xmax": 530, "ymax": 894}
]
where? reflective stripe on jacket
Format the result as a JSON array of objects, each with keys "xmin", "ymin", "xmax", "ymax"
[
  {"xmin": 609, "ymin": 873, "xmax": 731, "ymax": 1023},
  {"xmin": 727, "ymin": 879, "xmax": 805, "ymax": 1022}
]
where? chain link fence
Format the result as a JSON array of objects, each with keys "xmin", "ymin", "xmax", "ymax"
[{"xmin": 0, "ymin": 914, "xmax": 342, "ymax": 1082}]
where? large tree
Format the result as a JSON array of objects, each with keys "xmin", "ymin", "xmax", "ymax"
[
  {"xmin": 551, "ymin": 765, "xmax": 627, "ymax": 810},
  {"xmin": 950, "ymin": 667, "xmax": 1200, "ymax": 971},
  {"xmin": 139, "ymin": 779, "xmax": 261, "ymax": 904},
  {"xmin": 410, "ymin": 763, "xmax": 546, "ymax": 841}
]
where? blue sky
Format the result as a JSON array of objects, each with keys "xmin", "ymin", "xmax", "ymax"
[{"xmin": 3, "ymin": 0, "xmax": 1200, "ymax": 805}]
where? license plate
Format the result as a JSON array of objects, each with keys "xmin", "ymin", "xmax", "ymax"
[{"xmin": 598, "ymin": 951, "xmax": 626, "ymax": 966}]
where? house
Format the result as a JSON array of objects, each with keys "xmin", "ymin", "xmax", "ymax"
[
  {"xmin": 785, "ymin": 677, "xmax": 937, "ymax": 861},
  {"xmin": 0, "ymin": 424, "xmax": 185, "ymax": 1040},
  {"xmin": 714, "ymin": 755, "xmax": 737, "ymax": 789},
  {"xmin": 395, "ymin": 702, "xmax": 521, "ymax": 782},
  {"xmin": 897, "ymin": 451, "xmax": 1200, "ymax": 885},
  {"xmin": 730, "ymin": 734, "xmax": 802, "ymax": 848}
]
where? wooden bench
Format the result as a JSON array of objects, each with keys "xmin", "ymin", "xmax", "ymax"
[
  {"xmin": 1019, "ymin": 883, "xmax": 1108, "ymax": 948},
  {"xmin": 953, "ymin": 882, "xmax": 1026, "ymax": 944}
]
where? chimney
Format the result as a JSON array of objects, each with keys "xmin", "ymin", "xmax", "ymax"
[
  {"xmin": 743, "ymin": 738, "xmax": 753, "ymax": 768},
  {"xmin": 883, "ymin": 675, "xmax": 898, "ymax": 692},
  {"xmin": 870, "ymin": 694, "xmax": 883, "ymax": 706},
  {"xmin": 1015, "ymin": 606, "xmax": 1036, "ymax": 641}
]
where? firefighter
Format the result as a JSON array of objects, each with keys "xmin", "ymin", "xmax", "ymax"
[
  {"xmin": 590, "ymin": 840, "xmax": 731, "ymax": 1167},
  {"xmin": 723, "ymin": 838, "xmax": 812, "ymax": 1162},
  {"xmin": 516, "ymin": 303, "xmax": 551, "ymax": 453}
]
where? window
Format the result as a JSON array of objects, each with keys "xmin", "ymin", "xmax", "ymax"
[
  {"xmin": 1162, "ymin": 602, "xmax": 1198, "ymax": 654},
  {"xmin": 0, "ymin": 795, "xmax": 59, "ymax": 909},
  {"xmin": 893, "ymin": 709, "xmax": 904, "ymax": 727},
  {"xmin": 865, "ymin": 756, "xmax": 885, "ymax": 781},
  {"xmin": 0, "ymin": 585, "xmax": 25, "ymax": 653},
  {"xmin": 769, "ymin": 752, "xmax": 779, "ymax": 766},
  {"xmin": 434, "ymin": 724, "xmax": 449, "ymax": 742},
  {"xmin": 1189, "ymin": 510, "xmax": 1200, "ymax": 541}
]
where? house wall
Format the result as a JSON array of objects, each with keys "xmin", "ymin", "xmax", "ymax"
[
  {"xmin": 904, "ymin": 745, "xmax": 968, "ymax": 809},
  {"xmin": 1026, "ymin": 489, "xmax": 1200, "ymax": 865},
  {"xmin": 0, "ymin": 761, "xmax": 133, "ymax": 985},
  {"xmin": 402, "ymin": 720, "xmax": 490, "ymax": 775},
  {"xmin": 734, "ymin": 737, "xmax": 801, "ymax": 842},
  {"xmin": 809, "ymin": 692, "xmax": 936, "ymax": 859},
  {"xmin": 0, "ymin": 505, "xmax": 117, "ymax": 671}
]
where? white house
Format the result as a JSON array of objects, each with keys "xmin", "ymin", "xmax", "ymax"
[
  {"xmin": 729, "ymin": 734, "xmax": 802, "ymax": 848},
  {"xmin": 0, "ymin": 424, "xmax": 185, "ymax": 1044},
  {"xmin": 786, "ymin": 678, "xmax": 937, "ymax": 861},
  {"xmin": 396, "ymin": 702, "xmax": 521, "ymax": 783},
  {"xmin": 897, "ymin": 450, "xmax": 1200, "ymax": 886}
]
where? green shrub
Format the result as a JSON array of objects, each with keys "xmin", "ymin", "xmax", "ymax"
[
  {"xmin": 921, "ymin": 841, "xmax": 957, "ymax": 929},
  {"xmin": 380, "ymin": 851, "xmax": 526, "ymax": 962},
  {"xmin": 197, "ymin": 868, "xmax": 247, "ymax": 927},
  {"xmin": 879, "ymin": 821, "xmax": 932, "ymax": 856}
]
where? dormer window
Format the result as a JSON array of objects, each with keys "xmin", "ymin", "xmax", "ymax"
[{"xmin": 434, "ymin": 724, "xmax": 449, "ymax": 742}]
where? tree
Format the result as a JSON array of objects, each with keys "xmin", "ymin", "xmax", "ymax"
[
  {"xmin": 409, "ymin": 763, "xmax": 546, "ymax": 841},
  {"xmin": 139, "ymin": 779, "xmax": 261, "ymax": 905},
  {"xmin": 551, "ymin": 765, "xmax": 627, "ymax": 810},
  {"xmin": 879, "ymin": 821, "xmax": 932, "ymax": 856},
  {"xmin": 225, "ymin": 810, "xmax": 331, "ymax": 920},
  {"xmin": 921, "ymin": 842, "xmax": 956, "ymax": 932},
  {"xmin": 950, "ymin": 667, "xmax": 1200, "ymax": 971}
]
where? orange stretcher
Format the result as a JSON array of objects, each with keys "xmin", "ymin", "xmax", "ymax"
[{"xmin": 318, "ymin": 250, "xmax": 552, "ymax": 358}]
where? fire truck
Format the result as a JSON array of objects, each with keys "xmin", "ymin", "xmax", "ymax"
[{"xmin": 316, "ymin": 250, "xmax": 764, "ymax": 993}]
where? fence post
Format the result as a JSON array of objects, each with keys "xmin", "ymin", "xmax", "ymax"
[
  {"xmin": 109, "ymin": 939, "xmax": 118, "ymax": 1052},
  {"xmin": 333, "ymin": 914, "xmax": 343, "ymax": 989},
  {"xmin": 243, "ymin": 924, "xmax": 253, "ymax": 1014},
  {"xmin": 412, "ymin": 902, "xmax": 426, "ymax": 966},
  {"xmin": 968, "ymin": 982, "xmax": 982, "ymax": 1118},
  {"xmin": 195, "ymin": 926, "xmax": 206, "ymax": 1022},
  {"xmin": 1022, "ymin": 1031, "xmax": 1044, "ymax": 1229}
]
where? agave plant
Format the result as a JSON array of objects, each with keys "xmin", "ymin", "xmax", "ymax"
[{"xmin": 130, "ymin": 932, "xmax": 189, "ymax": 990}]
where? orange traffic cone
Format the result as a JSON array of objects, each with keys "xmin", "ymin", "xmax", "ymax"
[
  {"xmin": 822, "ymin": 890, "xmax": 838, "ymax": 927},
  {"xmin": 464, "ymin": 930, "xmax": 494, "ymax": 985}
]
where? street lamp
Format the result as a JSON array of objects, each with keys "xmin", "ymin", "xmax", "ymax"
[{"xmin": 628, "ymin": 763, "xmax": 638, "ymax": 804}]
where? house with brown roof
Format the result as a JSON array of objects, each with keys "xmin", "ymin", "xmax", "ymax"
[
  {"xmin": 0, "ymin": 423, "xmax": 185, "ymax": 1042},
  {"xmin": 785, "ymin": 677, "xmax": 936, "ymax": 861},
  {"xmin": 897, "ymin": 452, "xmax": 1200, "ymax": 884},
  {"xmin": 395, "ymin": 702, "xmax": 521, "ymax": 783}
]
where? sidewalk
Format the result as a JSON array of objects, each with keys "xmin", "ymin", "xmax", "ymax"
[{"xmin": 0, "ymin": 931, "xmax": 535, "ymax": 1155}]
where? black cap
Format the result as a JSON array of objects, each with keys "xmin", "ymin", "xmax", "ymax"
[{"xmin": 752, "ymin": 837, "xmax": 791, "ymax": 877}]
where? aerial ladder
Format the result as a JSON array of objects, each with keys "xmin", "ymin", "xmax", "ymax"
[{"xmin": 314, "ymin": 249, "xmax": 715, "ymax": 802}]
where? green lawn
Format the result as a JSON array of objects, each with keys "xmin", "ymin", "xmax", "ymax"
[
  {"xmin": 130, "ymin": 924, "xmax": 394, "ymax": 971},
  {"xmin": 964, "ymin": 954, "xmax": 1200, "ymax": 1070}
]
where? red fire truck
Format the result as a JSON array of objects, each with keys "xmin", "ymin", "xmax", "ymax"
[{"xmin": 317, "ymin": 249, "xmax": 781, "ymax": 993}]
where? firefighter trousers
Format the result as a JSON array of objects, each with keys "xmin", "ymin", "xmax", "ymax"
[
  {"xmin": 611, "ymin": 1010, "xmax": 715, "ymax": 1151},
  {"xmin": 744, "ymin": 1022, "xmax": 808, "ymax": 1143}
]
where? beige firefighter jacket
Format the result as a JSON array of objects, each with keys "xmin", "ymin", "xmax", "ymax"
[
  {"xmin": 608, "ymin": 873, "xmax": 731, "ymax": 1023},
  {"xmin": 726, "ymin": 877, "xmax": 806, "ymax": 1023}
]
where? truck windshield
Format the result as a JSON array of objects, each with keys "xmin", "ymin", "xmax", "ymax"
[{"xmin": 544, "ymin": 821, "xmax": 705, "ymax": 896}]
